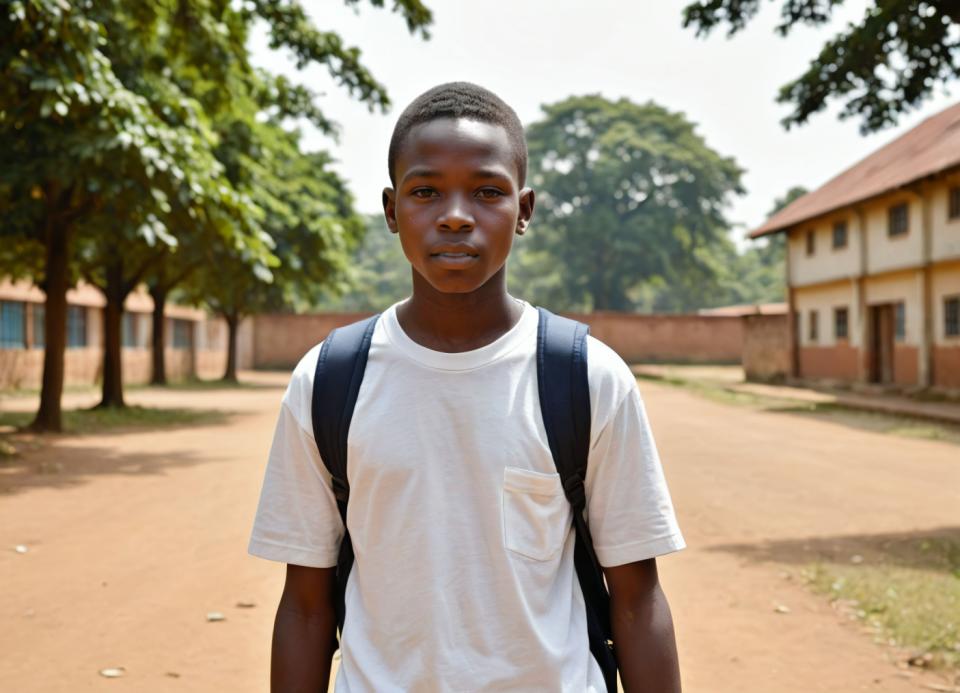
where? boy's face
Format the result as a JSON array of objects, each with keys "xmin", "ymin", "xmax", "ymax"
[{"xmin": 383, "ymin": 118, "xmax": 534, "ymax": 296}]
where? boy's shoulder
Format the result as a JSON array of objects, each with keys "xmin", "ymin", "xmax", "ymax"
[
  {"xmin": 584, "ymin": 333, "xmax": 642, "ymax": 424},
  {"xmin": 280, "ymin": 317, "xmax": 641, "ymax": 432}
]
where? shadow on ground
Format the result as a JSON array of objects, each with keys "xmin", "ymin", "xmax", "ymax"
[
  {"xmin": 708, "ymin": 526, "xmax": 960, "ymax": 573},
  {"xmin": 0, "ymin": 440, "xmax": 231, "ymax": 496}
]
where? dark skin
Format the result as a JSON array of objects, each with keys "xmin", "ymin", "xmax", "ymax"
[{"xmin": 272, "ymin": 117, "xmax": 681, "ymax": 692}]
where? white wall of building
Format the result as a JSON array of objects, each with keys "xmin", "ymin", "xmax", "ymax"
[
  {"xmin": 793, "ymin": 280, "xmax": 859, "ymax": 348},
  {"xmin": 930, "ymin": 178, "xmax": 960, "ymax": 261},
  {"xmin": 932, "ymin": 263, "xmax": 960, "ymax": 344},
  {"xmin": 863, "ymin": 193, "xmax": 924, "ymax": 275},
  {"xmin": 788, "ymin": 211, "xmax": 861, "ymax": 287}
]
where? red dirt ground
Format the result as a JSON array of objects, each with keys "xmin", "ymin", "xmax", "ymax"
[{"xmin": 1, "ymin": 372, "xmax": 957, "ymax": 691}]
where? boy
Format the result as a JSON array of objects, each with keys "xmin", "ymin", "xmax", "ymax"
[{"xmin": 249, "ymin": 82, "xmax": 685, "ymax": 692}]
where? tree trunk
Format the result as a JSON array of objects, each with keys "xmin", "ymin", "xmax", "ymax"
[
  {"xmin": 149, "ymin": 284, "xmax": 168, "ymax": 385},
  {"xmin": 223, "ymin": 312, "xmax": 239, "ymax": 383},
  {"xmin": 98, "ymin": 260, "xmax": 126, "ymax": 408},
  {"xmin": 31, "ymin": 223, "xmax": 71, "ymax": 432}
]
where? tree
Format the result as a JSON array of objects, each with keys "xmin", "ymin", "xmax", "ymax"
[
  {"xmin": 518, "ymin": 95, "xmax": 744, "ymax": 312},
  {"xmin": 313, "ymin": 214, "xmax": 411, "ymax": 311},
  {"xmin": 1, "ymin": 0, "xmax": 258, "ymax": 428},
  {"xmin": 195, "ymin": 124, "xmax": 366, "ymax": 381},
  {"xmin": 1, "ymin": 0, "xmax": 433, "ymax": 423},
  {"xmin": 682, "ymin": 1, "xmax": 960, "ymax": 133}
]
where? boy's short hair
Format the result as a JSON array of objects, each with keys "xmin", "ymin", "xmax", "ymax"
[{"xmin": 387, "ymin": 82, "xmax": 528, "ymax": 187}]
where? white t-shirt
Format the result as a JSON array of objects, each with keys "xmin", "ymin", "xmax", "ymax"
[{"xmin": 249, "ymin": 299, "xmax": 685, "ymax": 692}]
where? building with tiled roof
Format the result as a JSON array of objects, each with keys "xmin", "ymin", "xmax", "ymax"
[{"xmin": 750, "ymin": 102, "xmax": 960, "ymax": 389}]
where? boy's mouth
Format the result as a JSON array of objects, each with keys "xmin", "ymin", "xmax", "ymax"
[
  {"xmin": 429, "ymin": 245, "xmax": 480, "ymax": 259},
  {"xmin": 429, "ymin": 245, "xmax": 480, "ymax": 268}
]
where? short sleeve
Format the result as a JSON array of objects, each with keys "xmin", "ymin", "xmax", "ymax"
[
  {"xmin": 248, "ymin": 354, "xmax": 344, "ymax": 568},
  {"xmin": 584, "ymin": 386, "xmax": 685, "ymax": 567}
]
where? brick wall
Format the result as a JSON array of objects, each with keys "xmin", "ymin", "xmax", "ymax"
[
  {"xmin": 742, "ymin": 314, "xmax": 790, "ymax": 382},
  {"xmin": 250, "ymin": 310, "xmax": 744, "ymax": 368}
]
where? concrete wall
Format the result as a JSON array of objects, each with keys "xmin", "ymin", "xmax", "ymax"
[
  {"xmin": 793, "ymin": 280, "xmax": 859, "ymax": 381},
  {"xmin": 742, "ymin": 314, "xmax": 790, "ymax": 382},
  {"xmin": 567, "ymin": 312, "xmax": 743, "ymax": 364},
  {"xmin": 253, "ymin": 312, "xmax": 376, "ymax": 369},
  {"xmin": 788, "ymin": 210, "xmax": 862, "ymax": 287},
  {"xmin": 252, "ymin": 310, "xmax": 744, "ymax": 368},
  {"xmin": 930, "ymin": 174, "xmax": 960, "ymax": 261},
  {"xmin": 932, "ymin": 260, "xmax": 960, "ymax": 388},
  {"xmin": 794, "ymin": 279, "xmax": 859, "ymax": 348},
  {"xmin": 864, "ymin": 192, "xmax": 924, "ymax": 274}
]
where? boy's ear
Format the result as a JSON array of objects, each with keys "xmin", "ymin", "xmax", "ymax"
[
  {"xmin": 516, "ymin": 187, "xmax": 535, "ymax": 235},
  {"xmin": 382, "ymin": 188, "xmax": 398, "ymax": 234}
]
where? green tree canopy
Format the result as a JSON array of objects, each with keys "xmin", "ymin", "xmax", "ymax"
[
  {"xmin": 1, "ymin": 0, "xmax": 432, "ymax": 426},
  {"xmin": 515, "ymin": 95, "xmax": 744, "ymax": 312},
  {"xmin": 683, "ymin": 1, "xmax": 960, "ymax": 133}
]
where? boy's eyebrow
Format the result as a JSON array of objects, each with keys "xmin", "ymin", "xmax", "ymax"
[
  {"xmin": 403, "ymin": 167, "xmax": 442, "ymax": 180},
  {"xmin": 402, "ymin": 167, "xmax": 513, "ymax": 182}
]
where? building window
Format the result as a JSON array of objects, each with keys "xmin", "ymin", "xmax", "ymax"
[
  {"xmin": 946, "ymin": 296, "xmax": 960, "ymax": 337},
  {"xmin": 172, "ymin": 319, "xmax": 193, "ymax": 349},
  {"xmin": 950, "ymin": 186, "xmax": 960, "ymax": 220},
  {"xmin": 67, "ymin": 306, "xmax": 87, "ymax": 348},
  {"xmin": 834, "ymin": 307, "xmax": 849, "ymax": 340},
  {"xmin": 888, "ymin": 203, "xmax": 909, "ymax": 237},
  {"xmin": 33, "ymin": 303, "xmax": 45, "ymax": 349},
  {"xmin": 895, "ymin": 302, "xmax": 906, "ymax": 342},
  {"xmin": 832, "ymin": 221, "xmax": 848, "ymax": 249},
  {"xmin": 805, "ymin": 230, "xmax": 815, "ymax": 256},
  {"xmin": 0, "ymin": 301, "xmax": 26, "ymax": 349},
  {"xmin": 808, "ymin": 310, "xmax": 819, "ymax": 342},
  {"xmin": 123, "ymin": 312, "xmax": 141, "ymax": 348}
]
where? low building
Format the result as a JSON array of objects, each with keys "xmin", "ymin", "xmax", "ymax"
[
  {"xmin": 0, "ymin": 279, "xmax": 248, "ymax": 390},
  {"xmin": 750, "ymin": 102, "xmax": 960, "ymax": 390}
]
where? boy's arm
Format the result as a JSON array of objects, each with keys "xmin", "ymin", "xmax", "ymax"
[
  {"xmin": 271, "ymin": 564, "xmax": 338, "ymax": 692},
  {"xmin": 604, "ymin": 558, "xmax": 682, "ymax": 693}
]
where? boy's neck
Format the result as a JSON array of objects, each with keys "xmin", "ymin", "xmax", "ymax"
[{"xmin": 396, "ymin": 267, "xmax": 524, "ymax": 353}]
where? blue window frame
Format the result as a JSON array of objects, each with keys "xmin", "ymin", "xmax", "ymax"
[
  {"xmin": 32, "ymin": 303, "xmax": 45, "ymax": 348},
  {"xmin": 123, "ymin": 312, "xmax": 140, "ymax": 348},
  {"xmin": 832, "ymin": 221, "xmax": 848, "ymax": 249},
  {"xmin": 172, "ymin": 319, "xmax": 193, "ymax": 349},
  {"xmin": 888, "ymin": 203, "xmax": 909, "ymax": 237},
  {"xmin": 895, "ymin": 302, "xmax": 906, "ymax": 342},
  {"xmin": 946, "ymin": 296, "xmax": 960, "ymax": 337},
  {"xmin": 834, "ymin": 307, "xmax": 849, "ymax": 340},
  {"xmin": 67, "ymin": 306, "xmax": 87, "ymax": 348},
  {"xmin": 0, "ymin": 301, "xmax": 26, "ymax": 349}
]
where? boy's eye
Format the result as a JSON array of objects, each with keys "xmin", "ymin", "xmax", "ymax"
[
  {"xmin": 411, "ymin": 188, "xmax": 438, "ymax": 199},
  {"xmin": 476, "ymin": 188, "xmax": 504, "ymax": 199}
]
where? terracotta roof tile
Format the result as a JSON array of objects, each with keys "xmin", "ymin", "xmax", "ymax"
[{"xmin": 750, "ymin": 101, "xmax": 960, "ymax": 238}]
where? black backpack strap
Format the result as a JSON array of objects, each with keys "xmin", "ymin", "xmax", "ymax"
[
  {"xmin": 536, "ymin": 306, "xmax": 618, "ymax": 691},
  {"xmin": 310, "ymin": 313, "xmax": 379, "ymax": 641}
]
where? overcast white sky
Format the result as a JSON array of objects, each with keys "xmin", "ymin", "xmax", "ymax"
[{"xmin": 250, "ymin": 0, "xmax": 956, "ymax": 247}]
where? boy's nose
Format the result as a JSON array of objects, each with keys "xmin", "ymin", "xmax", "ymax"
[{"xmin": 437, "ymin": 195, "xmax": 475, "ymax": 231}]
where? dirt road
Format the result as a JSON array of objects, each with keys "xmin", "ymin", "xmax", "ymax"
[{"xmin": 1, "ymin": 373, "xmax": 957, "ymax": 692}]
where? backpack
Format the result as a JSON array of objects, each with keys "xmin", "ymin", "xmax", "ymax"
[{"xmin": 310, "ymin": 306, "xmax": 618, "ymax": 691}]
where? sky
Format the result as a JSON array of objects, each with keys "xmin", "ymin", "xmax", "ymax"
[{"xmin": 249, "ymin": 0, "xmax": 957, "ymax": 248}]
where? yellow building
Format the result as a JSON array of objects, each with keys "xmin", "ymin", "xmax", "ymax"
[{"xmin": 751, "ymin": 102, "xmax": 960, "ymax": 390}]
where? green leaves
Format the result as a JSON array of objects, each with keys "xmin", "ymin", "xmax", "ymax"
[
  {"xmin": 518, "ymin": 95, "xmax": 744, "ymax": 312},
  {"xmin": 682, "ymin": 0, "xmax": 960, "ymax": 133}
]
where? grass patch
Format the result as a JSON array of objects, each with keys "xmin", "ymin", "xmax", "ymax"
[
  {"xmin": 128, "ymin": 377, "xmax": 279, "ymax": 392},
  {"xmin": 0, "ymin": 405, "xmax": 228, "ymax": 434},
  {"xmin": 802, "ymin": 538, "xmax": 960, "ymax": 670}
]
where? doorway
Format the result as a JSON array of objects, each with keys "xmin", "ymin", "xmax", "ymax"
[{"xmin": 869, "ymin": 304, "xmax": 895, "ymax": 384}]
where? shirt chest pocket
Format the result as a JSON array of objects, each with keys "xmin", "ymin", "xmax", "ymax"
[{"xmin": 501, "ymin": 466, "xmax": 571, "ymax": 562}]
